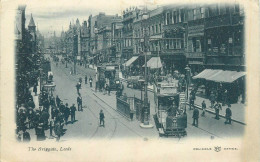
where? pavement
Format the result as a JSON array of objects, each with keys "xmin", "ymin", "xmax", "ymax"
[{"xmin": 28, "ymin": 82, "xmax": 57, "ymax": 142}]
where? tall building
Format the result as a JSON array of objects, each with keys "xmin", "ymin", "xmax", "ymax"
[
  {"xmin": 28, "ymin": 14, "xmax": 37, "ymax": 54},
  {"xmin": 88, "ymin": 13, "xmax": 121, "ymax": 65},
  {"xmin": 81, "ymin": 20, "xmax": 90, "ymax": 64},
  {"xmin": 111, "ymin": 20, "xmax": 123, "ymax": 63}
]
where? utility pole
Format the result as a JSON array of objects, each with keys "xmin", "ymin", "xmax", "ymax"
[
  {"xmin": 140, "ymin": 11, "xmax": 153, "ymax": 128},
  {"xmin": 73, "ymin": 34, "xmax": 77, "ymax": 74}
]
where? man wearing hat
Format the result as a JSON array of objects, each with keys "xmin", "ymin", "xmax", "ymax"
[
  {"xmin": 99, "ymin": 110, "xmax": 105, "ymax": 127},
  {"xmin": 70, "ymin": 104, "xmax": 77, "ymax": 123},
  {"xmin": 225, "ymin": 105, "xmax": 232, "ymax": 124}
]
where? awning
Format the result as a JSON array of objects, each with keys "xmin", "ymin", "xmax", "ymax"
[
  {"xmin": 207, "ymin": 71, "xmax": 246, "ymax": 83},
  {"xmin": 143, "ymin": 57, "xmax": 162, "ymax": 69},
  {"xmin": 124, "ymin": 56, "xmax": 139, "ymax": 67},
  {"xmin": 193, "ymin": 69, "xmax": 246, "ymax": 83},
  {"xmin": 193, "ymin": 69, "xmax": 222, "ymax": 79}
]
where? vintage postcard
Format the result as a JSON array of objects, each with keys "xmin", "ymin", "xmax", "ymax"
[{"xmin": 0, "ymin": 0, "xmax": 259, "ymax": 161}]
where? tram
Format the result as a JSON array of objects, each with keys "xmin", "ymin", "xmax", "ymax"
[
  {"xmin": 97, "ymin": 64, "xmax": 121, "ymax": 91},
  {"xmin": 153, "ymin": 78, "xmax": 187, "ymax": 137}
]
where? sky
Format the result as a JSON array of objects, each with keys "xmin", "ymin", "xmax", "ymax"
[{"xmin": 23, "ymin": 0, "xmax": 159, "ymax": 37}]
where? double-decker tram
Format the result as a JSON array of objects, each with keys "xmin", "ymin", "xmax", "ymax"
[{"xmin": 153, "ymin": 79, "xmax": 187, "ymax": 137}]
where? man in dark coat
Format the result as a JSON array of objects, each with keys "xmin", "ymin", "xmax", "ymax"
[
  {"xmin": 85, "ymin": 75, "xmax": 88, "ymax": 84},
  {"xmin": 201, "ymin": 100, "xmax": 206, "ymax": 117},
  {"xmin": 64, "ymin": 103, "xmax": 70, "ymax": 125},
  {"xmin": 41, "ymin": 110, "xmax": 50, "ymax": 129},
  {"xmin": 70, "ymin": 104, "xmax": 77, "ymax": 123},
  {"xmin": 76, "ymin": 83, "xmax": 80, "ymax": 94},
  {"xmin": 189, "ymin": 95, "xmax": 195, "ymax": 110},
  {"xmin": 214, "ymin": 101, "xmax": 222, "ymax": 120},
  {"xmin": 59, "ymin": 101, "xmax": 65, "ymax": 114},
  {"xmin": 77, "ymin": 94, "xmax": 82, "ymax": 111},
  {"xmin": 33, "ymin": 83, "xmax": 37, "ymax": 96},
  {"xmin": 27, "ymin": 98, "xmax": 35, "ymax": 109},
  {"xmin": 225, "ymin": 105, "xmax": 232, "ymax": 124},
  {"xmin": 89, "ymin": 76, "xmax": 93, "ymax": 87},
  {"xmin": 192, "ymin": 107, "xmax": 199, "ymax": 127},
  {"xmin": 99, "ymin": 110, "xmax": 105, "ymax": 127},
  {"xmin": 54, "ymin": 121, "xmax": 62, "ymax": 142}
]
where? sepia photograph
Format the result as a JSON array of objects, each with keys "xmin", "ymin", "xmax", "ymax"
[{"xmin": 1, "ymin": 0, "xmax": 260, "ymax": 161}]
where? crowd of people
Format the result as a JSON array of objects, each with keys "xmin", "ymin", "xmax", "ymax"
[{"xmin": 16, "ymin": 84, "xmax": 81, "ymax": 142}]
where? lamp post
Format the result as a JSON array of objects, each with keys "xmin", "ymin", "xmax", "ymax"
[
  {"xmin": 73, "ymin": 34, "xmax": 77, "ymax": 74},
  {"xmin": 65, "ymin": 54, "xmax": 68, "ymax": 68},
  {"xmin": 185, "ymin": 65, "xmax": 191, "ymax": 101},
  {"xmin": 140, "ymin": 11, "xmax": 153, "ymax": 128}
]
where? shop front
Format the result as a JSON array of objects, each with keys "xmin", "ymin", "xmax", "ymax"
[{"xmin": 193, "ymin": 69, "xmax": 246, "ymax": 104}]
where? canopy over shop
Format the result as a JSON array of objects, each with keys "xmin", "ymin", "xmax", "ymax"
[
  {"xmin": 193, "ymin": 69, "xmax": 246, "ymax": 104},
  {"xmin": 123, "ymin": 56, "xmax": 139, "ymax": 67},
  {"xmin": 142, "ymin": 57, "xmax": 162, "ymax": 69},
  {"xmin": 123, "ymin": 56, "xmax": 144, "ymax": 77}
]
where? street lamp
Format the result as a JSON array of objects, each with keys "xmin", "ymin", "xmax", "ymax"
[
  {"xmin": 140, "ymin": 11, "xmax": 153, "ymax": 128},
  {"xmin": 185, "ymin": 65, "xmax": 191, "ymax": 101}
]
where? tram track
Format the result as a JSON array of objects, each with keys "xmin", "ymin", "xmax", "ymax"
[
  {"xmin": 50, "ymin": 58, "xmax": 229, "ymax": 139},
  {"xmin": 53, "ymin": 61, "xmax": 119, "ymax": 139}
]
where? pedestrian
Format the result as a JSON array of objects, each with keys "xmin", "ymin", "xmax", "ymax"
[
  {"xmin": 59, "ymin": 101, "xmax": 65, "ymax": 114},
  {"xmin": 41, "ymin": 110, "xmax": 50, "ymax": 129},
  {"xmin": 76, "ymin": 82, "xmax": 81, "ymax": 94},
  {"xmin": 49, "ymin": 119, "xmax": 54, "ymax": 137},
  {"xmin": 33, "ymin": 83, "xmax": 37, "ymax": 96},
  {"xmin": 35, "ymin": 114, "xmax": 45, "ymax": 141},
  {"xmin": 222, "ymin": 89, "xmax": 228, "ymax": 106},
  {"xmin": 70, "ymin": 67, "xmax": 73, "ymax": 75},
  {"xmin": 27, "ymin": 98, "xmax": 35, "ymax": 109},
  {"xmin": 56, "ymin": 95, "xmax": 61, "ymax": 107},
  {"xmin": 99, "ymin": 110, "xmax": 105, "ymax": 127},
  {"xmin": 189, "ymin": 95, "xmax": 194, "ymax": 110},
  {"xmin": 70, "ymin": 104, "xmax": 77, "ymax": 123},
  {"xmin": 77, "ymin": 94, "xmax": 82, "ymax": 111},
  {"xmin": 214, "ymin": 101, "xmax": 222, "ymax": 120},
  {"xmin": 54, "ymin": 121, "xmax": 62, "ymax": 142},
  {"xmin": 192, "ymin": 107, "xmax": 199, "ymax": 127},
  {"xmin": 107, "ymin": 84, "xmax": 111, "ymax": 96},
  {"xmin": 130, "ymin": 110, "xmax": 134, "ymax": 121},
  {"xmin": 209, "ymin": 91, "xmax": 216, "ymax": 108},
  {"xmin": 225, "ymin": 105, "xmax": 232, "ymax": 124},
  {"xmin": 18, "ymin": 127, "xmax": 31, "ymax": 142},
  {"xmin": 27, "ymin": 108, "xmax": 34, "ymax": 129},
  {"xmin": 89, "ymin": 76, "xmax": 93, "ymax": 87},
  {"xmin": 201, "ymin": 100, "xmax": 206, "ymax": 117},
  {"xmin": 85, "ymin": 75, "xmax": 88, "ymax": 84},
  {"xmin": 64, "ymin": 103, "xmax": 70, "ymax": 125}
]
